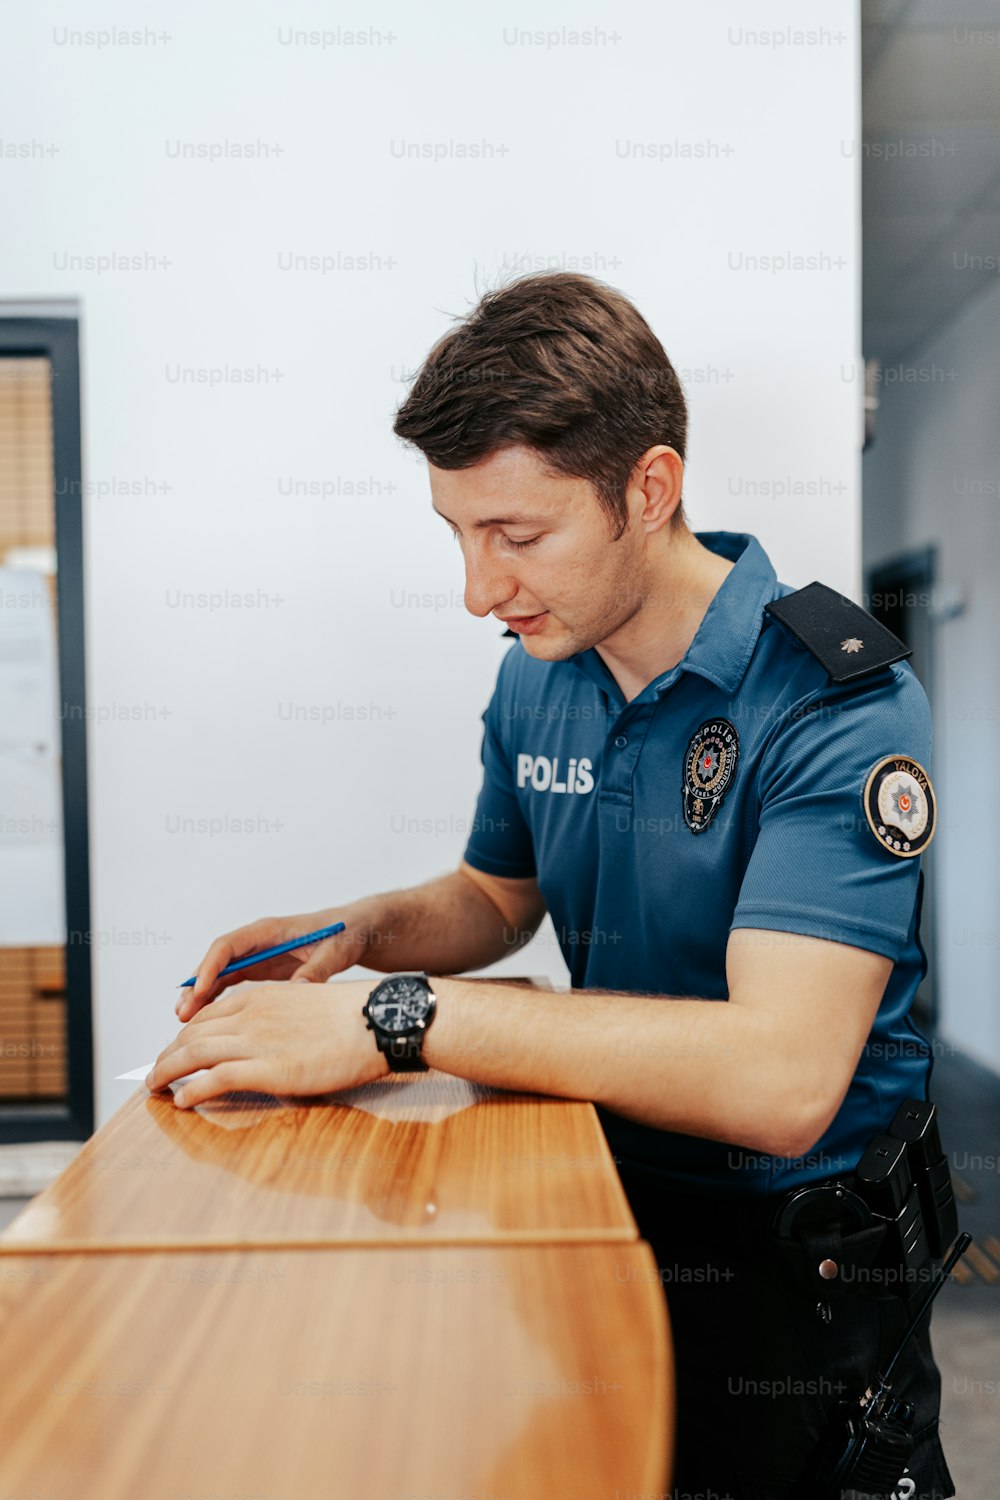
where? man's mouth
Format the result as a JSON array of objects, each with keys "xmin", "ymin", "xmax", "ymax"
[{"xmin": 498, "ymin": 611, "xmax": 549, "ymax": 634}]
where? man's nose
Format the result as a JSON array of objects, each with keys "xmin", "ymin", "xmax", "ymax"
[{"xmin": 463, "ymin": 550, "xmax": 517, "ymax": 619}]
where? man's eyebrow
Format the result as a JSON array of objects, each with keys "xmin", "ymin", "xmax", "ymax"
[{"xmin": 431, "ymin": 504, "xmax": 552, "ymax": 529}]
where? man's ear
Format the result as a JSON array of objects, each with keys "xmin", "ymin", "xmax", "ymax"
[{"xmin": 632, "ymin": 445, "xmax": 684, "ymax": 534}]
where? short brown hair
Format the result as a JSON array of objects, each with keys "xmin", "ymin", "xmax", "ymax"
[{"xmin": 392, "ymin": 271, "xmax": 688, "ymax": 539}]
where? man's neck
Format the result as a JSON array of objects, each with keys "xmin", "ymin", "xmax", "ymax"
[{"xmin": 594, "ymin": 530, "xmax": 737, "ymax": 704}]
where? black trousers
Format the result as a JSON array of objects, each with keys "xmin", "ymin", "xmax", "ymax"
[{"xmin": 617, "ymin": 1161, "xmax": 956, "ymax": 1500}]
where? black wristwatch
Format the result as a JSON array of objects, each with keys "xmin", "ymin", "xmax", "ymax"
[{"xmin": 362, "ymin": 972, "xmax": 437, "ymax": 1073}]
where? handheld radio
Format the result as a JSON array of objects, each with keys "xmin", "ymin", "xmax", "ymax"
[{"xmin": 812, "ymin": 1231, "xmax": 971, "ymax": 1497}]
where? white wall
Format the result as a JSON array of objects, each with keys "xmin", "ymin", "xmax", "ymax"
[
  {"xmin": 864, "ymin": 278, "xmax": 1000, "ymax": 1077},
  {"xmin": 0, "ymin": 0, "xmax": 861, "ymax": 1126}
]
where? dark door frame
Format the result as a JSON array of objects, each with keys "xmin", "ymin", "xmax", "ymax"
[{"xmin": 0, "ymin": 318, "xmax": 93, "ymax": 1142}]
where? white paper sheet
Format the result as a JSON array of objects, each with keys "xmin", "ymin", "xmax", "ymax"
[{"xmin": 116, "ymin": 1063, "xmax": 205, "ymax": 1089}]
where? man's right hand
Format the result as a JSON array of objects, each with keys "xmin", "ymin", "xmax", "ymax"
[{"xmin": 175, "ymin": 905, "xmax": 374, "ymax": 1021}]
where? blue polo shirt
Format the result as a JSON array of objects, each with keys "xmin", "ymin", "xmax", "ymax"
[{"xmin": 462, "ymin": 531, "xmax": 935, "ymax": 1197}]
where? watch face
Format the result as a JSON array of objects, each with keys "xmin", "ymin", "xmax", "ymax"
[{"xmin": 368, "ymin": 976, "xmax": 430, "ymax": 1034}]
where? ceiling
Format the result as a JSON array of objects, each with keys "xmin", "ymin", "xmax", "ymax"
[{"xmin": 862, "ymin": 0, "xmax": 1000, "ymax": 361}]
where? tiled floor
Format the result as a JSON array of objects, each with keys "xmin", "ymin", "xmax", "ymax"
[
  {"xmin": 0, "ymin": 1046, "xmax": 996, "ymax": 1494},
  {"xmin": 921, "ymin": 1046, "xmax": 1000, "ymax": 1499}
]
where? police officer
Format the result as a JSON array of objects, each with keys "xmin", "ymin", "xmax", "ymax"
[{"xmin": 150, "ymin": 273, "xmax": 954, "ymax": 1498}]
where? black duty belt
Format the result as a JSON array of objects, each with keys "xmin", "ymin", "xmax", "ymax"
[{"xmin": 619, "ymin": 1098, "xmax": 960, "ymax": 1314}]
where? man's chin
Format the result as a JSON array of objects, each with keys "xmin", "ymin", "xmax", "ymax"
[{"xmin": 515, "ymin": 625, "xmax": 581, "ymax": 662}]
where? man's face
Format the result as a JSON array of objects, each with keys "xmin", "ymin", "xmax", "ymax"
[{"xmin": 428, "ymin": 444, "xmax": 651, "ymax": 661}]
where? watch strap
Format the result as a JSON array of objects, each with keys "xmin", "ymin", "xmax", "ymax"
[{"xmin": 379, "ymin": 1033, "xmax": 429, "ymax": 1073}]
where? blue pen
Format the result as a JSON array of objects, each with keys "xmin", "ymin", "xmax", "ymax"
[{"xmin": 177, "ymin": 921, "xmax": 347, "ymax": 988}]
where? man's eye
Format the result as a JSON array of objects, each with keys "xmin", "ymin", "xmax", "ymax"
[{"xmin": 505, "ymin": 535, "xmax": 542, "ymax": 551}]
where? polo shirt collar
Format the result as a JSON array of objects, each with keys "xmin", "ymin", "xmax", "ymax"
[{"xmin": 568, "ymin": 531, "xmax": 778, "ymax": 702}]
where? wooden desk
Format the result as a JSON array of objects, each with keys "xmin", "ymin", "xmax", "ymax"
[
  {"xmin": 0, "ymin": 1073, "xmax": 637, "ymax": 1253},
  {"xmin": 0, "ymin": 976, "xmax": 673, "ymax": 1493},
  {"xmin": 0, "ymin": 1242, "xmax": 670, "ymax": 1499}
]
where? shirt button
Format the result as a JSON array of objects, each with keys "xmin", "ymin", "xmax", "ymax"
[{"xmin": 614, "ymin": 734, "xmax": 628, "ymax": 749}]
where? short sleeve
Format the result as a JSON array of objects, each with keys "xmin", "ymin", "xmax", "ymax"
[
  {"xmin": 731, "ymin": 664, "xmax": 933, "ymax": 961},
  {"xmin": 462, "ymin": 657, "xmax": 537, "ymax": 879}
]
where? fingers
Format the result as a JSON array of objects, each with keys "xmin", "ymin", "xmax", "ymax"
[
  {"xmin": 176, "ymin": 919, "xmax": 287, "ymax": 1020},
  {"xmin": 289, "ymin": 928, "xmax": 361, "ymax": 984},
  {"xmin": 172, "ymin": 1061, "xmax": 263, "ymax": 1109},
  {"xmin": 146, "ymin": 1031, "xmax": 249, "ymax": 1094},
  {"xmin": 175, "ymin": 913, "xmax": 358, "ymax": 1021},
  {"xmin": 289, "ymin": 952, "xmax": 338, "ymax": 983}
]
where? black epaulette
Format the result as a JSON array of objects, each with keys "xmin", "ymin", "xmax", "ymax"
[{"xmin": 764, "ymin": 581, "xmax": 911, "ymax": 684}]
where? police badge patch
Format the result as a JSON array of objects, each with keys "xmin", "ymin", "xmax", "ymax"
[
  {"xmin": 683, "ymin": 718, "xmax": 740, "ymax": 833},
  {"xmin": 863, "ymin": 755, "xmax": 936, "ymax": 858}
]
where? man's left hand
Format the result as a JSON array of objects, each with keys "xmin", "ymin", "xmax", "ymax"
[{"xmin": 145, "ymin": 979, "xmax": 389, "ymax": 1108}]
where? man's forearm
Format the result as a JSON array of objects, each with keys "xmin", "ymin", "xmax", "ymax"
[
  {"xmin": 424, "ymin": 977, "xmax": 822, "ymax": 1160},
  {"xmin": 349, "ymin": 870, "xmax": 531, "ymax": 976}
]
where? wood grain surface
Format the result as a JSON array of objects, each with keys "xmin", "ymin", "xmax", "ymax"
[
  {"xmin": 0, "ymin": 1073, "xmax": 638, "ymax": 1253},
  {"xmin": 0, "ymin": 1241, "xmax": 672, "ymax": 1500}
]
